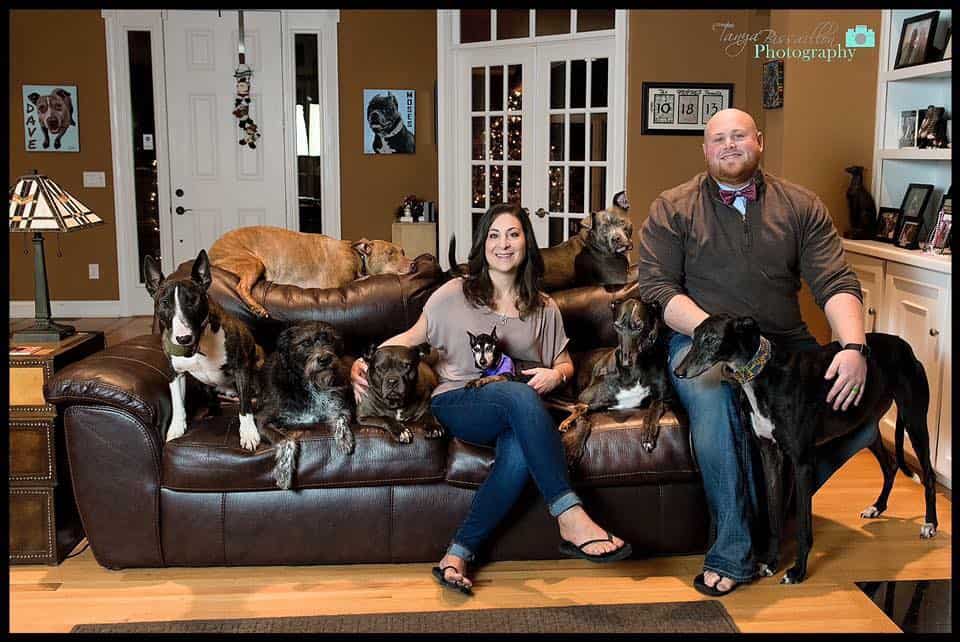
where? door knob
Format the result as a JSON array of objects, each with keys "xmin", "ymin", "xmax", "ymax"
[
  {"xmin": 175, "ymin": 206, "xmax": 192, "ymax": 215},
  {"xmin": 534, "ymin": 208, "xmax": 547, "ymax": 218},
  {"xmin": 929, "ymin": 328, "xmax": 940, "ymax": 336},
  {"xmin": 175, "ymin": 188, "xmax": 184, "ymax": 197},
  {"xmin": 867, "ymin": 307, "xmax": 875, "ymax": 315}
]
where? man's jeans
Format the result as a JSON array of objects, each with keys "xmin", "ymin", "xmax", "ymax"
[
  {"xmin": 431, "ymin": 381, "xmax": 582, "ymax": 562},
  {"xmin": 668, "ymin": 332, "xmax": 879, "ymax": 582}
]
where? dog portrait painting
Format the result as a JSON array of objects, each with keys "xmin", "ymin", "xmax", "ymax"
[
  {"xmin": 23, "ymin": 85, "xmax": 79, "ymax": 152},
  {"xmin": 364, "ymin": 89, "xmax": 415, "ymax": 154}
]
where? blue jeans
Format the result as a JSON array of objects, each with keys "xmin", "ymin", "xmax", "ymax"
[
  {"xmin": 668, "ymin": 332, "xmax": 879, "ymax": 582},
  {"xmin": 430, "ymin": 381, "xmax": 582, "ymax": 562}
]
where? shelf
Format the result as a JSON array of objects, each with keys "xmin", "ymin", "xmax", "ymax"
[
  {"xmin": 843, "ymin": 239, "xmax": 951, "ymax": 274},
  {"xmin": 879, "ymin": 148, "xmax": 952, "ymax": 161},
  {"xmin": 881, "ymin": 59, "xmax": 952, "ymax": 82}
]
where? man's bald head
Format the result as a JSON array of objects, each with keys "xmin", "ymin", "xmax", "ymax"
[{"xmin": 702, "ymin": 108, "xmax": 764, "ymax": 185}]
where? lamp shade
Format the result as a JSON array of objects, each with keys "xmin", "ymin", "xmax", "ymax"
[{"xmin": 9, "ymin": 173, "xmax": 102, "ymax": 233}]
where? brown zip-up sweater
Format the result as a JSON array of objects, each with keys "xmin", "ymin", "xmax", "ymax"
[{"xmin": 637, "ymin": 169, "xmax": 862, "ymax": 347}]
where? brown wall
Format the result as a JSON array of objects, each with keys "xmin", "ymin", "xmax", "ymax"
[
  {"xmin": 9, "ymin": 10, "xmax": 118, "ymax": 301},
  {"xmin": 337, "ymin": 10, "xmax": 439, "ymax": 243}
]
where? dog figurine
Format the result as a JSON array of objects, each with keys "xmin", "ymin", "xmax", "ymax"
[
  {"xmin": 28, "ymin": 88, "xmax": 76, "ymax": 150},
  {"xmin": 356, "ymin": 344, "xmax": 444, "ymax": 444},
  {"xmin": 367, "ymin": 93, "xmax": 415, "ymax": 154},
  {"xmin": 257, "ymin": 321, "xmax": 356, "ymax": 488},
  {"xmin": 143, "ymin": 249, "xmax": 269, "ymax": 454},
  {"xmin": 209, "ymin": 226, "xmax": 417, "ymax": 318},
  {"xmin": 843, "ymin": 166, "xmax": 877, "ymax": 240},
  {"xmin": 463, "ymin": 326, "xmax": 544, "ymax": 389},
  {"xmin": 557, "ymin": 298, "xmax": 674, "ymax": 463},
  {"xmin": 673, "ymin": 314, "xmax": 938, "ymax": 585}
]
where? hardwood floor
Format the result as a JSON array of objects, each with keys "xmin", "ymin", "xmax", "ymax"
[{"xmin": 8, "ymin": 315, "xmax": 953, "ymax": 632}]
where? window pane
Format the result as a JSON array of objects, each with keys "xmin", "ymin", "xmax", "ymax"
[
  {"xmin": 590, "ymin": 113, "xmax": 607, "ymax": 161},
  {"xmin": 507, "ymin": 115, "xmax": 522, "ymax": 161},
  {"xmin": 549, "ymin": 114, "xmax": 565, "ymax": 161},
  {"xmin": 128, "ymin": 30, "xmax": 160, "ymax": 280},
  {"xmin": 550, "ymin": 61, "xmax": 566, "ymax": 109},
  {"xmin": 507, "ymin": 165, "xmax": 521, "ymax": 204},
  {"xmin": 461, "ymin": 10, "xmax": 491, "ymax": 43},
  {"xmin": 577, "ymin": 9, "xmax": 615, "ymax": 32},
  {"xmin": 549, "ymin": 166, "xmax": 564, "ymax": 212},
  {"xmin": 507, "ymin": 64, "xmax": 522, "ymax": 110},
  {"xmin": 490, "ymin": 116, "xmax": 504, "ymax": 161},
  {"xmin": 472, "ymin": 165, "xmax": 486, "ymax": 208},
  {"xmin": 570, "ymin": 59, "xmax": 586, "ymax": 108},
  {"xmin": 497, "ymin": 9, "xmax": 529, "ymax": 39},
  {"xmin": 471, "ymin": 67, "xmax": 485, "ymax": 112},
  {"xmin": 569, "ymin": 113, "xmax": 585, "ymax": 162},
  {"xmin": 569, "ymin": 166, "xmax": 585, "ymax": 213},
  {"xmin": 536, "ymin": 10, "xmax": 570, "ymax": 36},
  {"xmin": 590, "ymin": 166, "xmax": 607, "ymax": 213},
  {"xmin": 549, "ymin": 216, "xmax": 564, "ymax": 247},
  {"xmin": 295, "ymin": 34, "xmax": 322, "ymax": 233},
  {"xmin": 568, "ymin": 217, "xmax": 583, "ymax": 239},
  {"xmin": 472, "ymin": 212, "xmax": 484, "ymax": 246},
  {"xmin": 489, "ymin": 66, "xmax": 504, "ymax": 111},
  {"xmin": 472, "ymin": 117, "xmax": 486, "ymax": 160},
  {"xmin": 591, "ymin": 57, "xmax": 608, "ymax": 108},
  {"xmin": 490, "ymin": 165, "xmax": 504, "ymax": 205}
]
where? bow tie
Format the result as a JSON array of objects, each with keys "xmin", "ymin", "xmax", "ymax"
[{"xmin": 718, "ymin": 182, "xmax": 757, "ymax": 206}]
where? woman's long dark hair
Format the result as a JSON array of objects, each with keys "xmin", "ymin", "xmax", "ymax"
[{"xmin": 462, "ymin": 203, "xmax": 545, "ymax": 319}]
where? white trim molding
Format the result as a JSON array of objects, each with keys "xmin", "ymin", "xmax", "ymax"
[{"xmin": 10, "ymin": 300, "xmax": 125, "ymax": 319}]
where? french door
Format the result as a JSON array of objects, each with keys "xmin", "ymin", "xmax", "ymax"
[{"xmin": 452, "ymin": 37, "xmax": 621, "ymax": 255}]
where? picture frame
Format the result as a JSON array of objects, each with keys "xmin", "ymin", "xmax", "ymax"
[
  {"xmin": 22, "ymin": 84, "xmax": 80, "ymax": 153},
  {"xmin": 924, "ymin": 190, "xmax": 952, "ymax": 253},
  {"xmin": 641, "ymin": 82, "xmax": 735, "ymax": 136},
  {"xmin": 363, "ymin": 89, "xmax": 416, "ymax": 154},
  {"xmin": 944, "ymin": 31, "xmax": 952, "ymax": 60},
  {"xmin": 895, "ymin": 220, "xmax": 922, "ymax": 249},
  {"xmin": 761, "ymin": 60, "xmax": 784, "ymax": 110},
  {"xmin": 898, "ymin": 109, "xmax": 918, "ymax": 148},
  {"xmin": 875, "ymin": 207, "xmax": 901, "ymax": 243},
  {"xmin": 894, "ymin": 183, "xmax": 934, "ymax": 248},
  {"xmin": 894, "ymin": 11, "xmax": 939, "ymax": 69}
]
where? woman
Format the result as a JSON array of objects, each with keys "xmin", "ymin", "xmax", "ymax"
[{"xmin": 351, "ymin": 203, "xmax": 632, "ymax": 595}]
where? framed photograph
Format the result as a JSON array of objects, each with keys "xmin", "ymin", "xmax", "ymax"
[
  {"xmin": 895, "ymin": 220, "xmax": 922, "ymax": 249},
  {"xmin": 898, "ymin": 109, "xmax": 918, "ymax": 148},
  {"xmin": 641, "ymin": 82, "xmax": 735, "ymax": 135},
  {"xmin": 762, "ymin": 60, "xmax": 784, "ymax": 110},
  {"xmin": 894, "ymin": 11, "xmax": 939, "ymax": 69},
  {"xmin": 894, "ymin": 183, "xmax": 934, "ymax": 248},
  {"xmin": 363, "ymin": 89, "xmax": 415, "ymax": 154},
  {"xmin": 944, "ymin": 32, "xmax": 952, "ymax": 60},
  {"xmin": 22, "ymin": 84, "xmax": 79, "ymax": 152},
  {"xmin": 924, "ymin": 190, "xmax": 952, "ymax": 253},
  {"xmin": 875, "ymin": 207, "xmax": 901, "ymax": 242}
]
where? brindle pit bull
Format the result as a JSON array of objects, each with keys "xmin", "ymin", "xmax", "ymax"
[{"xmin": 209, "ymin": 226, "xmax": 417, "ymax": 318}]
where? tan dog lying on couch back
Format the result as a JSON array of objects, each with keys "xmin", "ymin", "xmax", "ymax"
[{"xmin": 209, "ymin": 226, "xmax": 417, "ymax": 317}]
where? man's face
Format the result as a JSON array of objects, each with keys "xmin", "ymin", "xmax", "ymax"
[{"xmin": 702, "ymin": 110, "xmax": 764, "ymax": 185}]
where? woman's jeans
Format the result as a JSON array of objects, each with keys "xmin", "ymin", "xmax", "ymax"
[
  {"xmin": 430, "ymin": 381, "xmax": 582, "ymax": 562},
  {"xmin": 668, "ymin": 332, "xmax": 879, "ymax": 582}
]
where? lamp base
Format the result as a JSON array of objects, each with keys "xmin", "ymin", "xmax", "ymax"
[{"xmin": 12, "ymin": 319, "xmax": 76, "ymax": 344}]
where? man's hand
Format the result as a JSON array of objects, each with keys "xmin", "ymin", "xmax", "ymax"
[
  {"xmin": 824, "ymin": 349, "xmax": 867, "ymax": 411},
  {"xmin": 521, "ymin": 367, "xmax": 563, "ymax": 396}
]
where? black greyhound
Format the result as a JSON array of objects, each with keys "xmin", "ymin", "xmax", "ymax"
[
  {"xmin": 558, "ymin": 298, "xmax": 674, "ymax": 463},
  {"xmin": 673, "ymin": 314, "xmax": 938, "ymax": 585}
]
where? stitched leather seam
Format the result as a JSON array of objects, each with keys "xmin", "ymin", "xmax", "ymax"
[
  {"xmin": 388, "ymin": 486, "xmax": 395, "ymax": 563},
  {"xmin": 87, "ymin": 354, "xmax": 170, "ymax": 379},
  {"xmin": 47, "ymin": 380, "xmax": 157, "ymax": 424},
  {"xmin": 160, "ymin": 474, "xmax": 446, "ymax": 493}
]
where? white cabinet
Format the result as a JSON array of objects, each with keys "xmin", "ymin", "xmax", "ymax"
[{"xmin": 845, "ymin": 241, "xmax": 951, "ymax": 488}]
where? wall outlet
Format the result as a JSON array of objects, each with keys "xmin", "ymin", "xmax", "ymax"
[
  {"xmin": 88, "ymin": 263, "xmax": 100, "ymax": 280},
  {"xmin": 83, "ymin": 171, "xmax": 106, "ymax": 188}
]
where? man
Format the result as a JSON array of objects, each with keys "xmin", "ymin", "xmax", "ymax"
[{"xmin": 637, "ymin": 108, "xmax": 876, "ymax": 596}]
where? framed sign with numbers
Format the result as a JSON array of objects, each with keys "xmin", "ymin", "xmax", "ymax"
[{"xmin": 641, "ymin": 82, "xmax": 735, "ymax": 136}]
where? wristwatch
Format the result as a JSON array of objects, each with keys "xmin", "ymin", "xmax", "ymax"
[{"xmin": 842, "ymin": 343, "xmax": 871, "ymax": 358}]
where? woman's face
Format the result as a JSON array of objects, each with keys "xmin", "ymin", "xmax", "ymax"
[{"xmin": 484, "ymin": 212, "xmax": 526, "ymax": 276}]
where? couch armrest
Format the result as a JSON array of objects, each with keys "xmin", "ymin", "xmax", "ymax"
[{"xmin": 44, "ymin": 334, "xmax": 174, "ymax": 441}]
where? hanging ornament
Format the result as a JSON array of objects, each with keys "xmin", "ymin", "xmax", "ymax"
[{"xmin": 233, "ymin": 10, "xmax": 261, "ymax": 149}]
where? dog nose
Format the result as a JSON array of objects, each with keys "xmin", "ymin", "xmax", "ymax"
[
  {"xmin": 175, "ymin": 334, "xmax": 193, "ymax": 345},
  {"xmin": 317, "ymin": 353, "xmax": 333, "ymax": 368}
]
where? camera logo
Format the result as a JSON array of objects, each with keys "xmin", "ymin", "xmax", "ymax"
[{"xmin": 846, "ymin": 25, "xmax": 875, "ymax": 48}]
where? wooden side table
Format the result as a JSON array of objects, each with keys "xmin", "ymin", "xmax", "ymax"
[{"xmin": 9, "ymin": 331, "xmax": 105, "ymax": 564}]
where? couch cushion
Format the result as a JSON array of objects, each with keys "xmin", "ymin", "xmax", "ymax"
[
  {"xmin": 161, "ymin": 414, "xmax": 449, "ymax": 492},
  {"xmin": 445, "ymin": 409, "xmax": 697, "ymax": 489}
]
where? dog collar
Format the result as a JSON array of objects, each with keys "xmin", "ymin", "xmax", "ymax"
[
  {"xmin": 353, "ymin": 247, "xmax": 369, "ymax": 276},
  {"xmin": 380, "ymin": 118, "xmax": 405, "ymax": 138},
  {"xmin": 727, "ymin": 335, "xmax": 771, "ymax": 385},
  {"xmin": 161, "ymin": 318, "xmax": 208, "ymax": 358}
]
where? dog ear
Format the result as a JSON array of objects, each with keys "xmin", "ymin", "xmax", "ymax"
[
  {"xmin": 491, "ymin": 326, "xmax": 499, "ymax": 342},
  {"xmin": 352, "ymin": 239, "xmax": 372, "ymax": 257},
  {"xmin": 466, "ymin": 330, "xmax": 476, "ymax": 344},
  {"xmin": 143, "ymin": 255, "xmax": 164, "ymax": 297},
  {"xmin": 27, "ymin": 92, "xmax": 40, "ymax": 106},
  {"xmin": 191, "ymin": 249, "xmax": 213, "ymax": 291},
  {"xmin": 362, "ymin": 343, "xmax": 379, "ymax": 365},
  {"xmin": 414, "ymin": 342, "xmax": 431, "ymax": 361},
  {"xmin": 54, "ymin": 88, "xmax": 70, "ymax": 100},
  {"xmin": 390, "ymin": 94, "xmax": 399, "ymax": 109},
  {"xmin": 734, "ymin": 317, "xmax": 759, "ymax": 333},
  {"xmin": 580, "ymin": 212, "xmax": 595, "ymax": 232},
  {"xmin": 612, "ymin": 190, "xmax": 630, "ymax": 211}
]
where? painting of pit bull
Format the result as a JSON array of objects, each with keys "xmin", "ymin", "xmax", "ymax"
[
  {"xmin": 23, "ymin": 85, "xmax": 79, "ymax": 152},
  {"xmin": 364, "ymin": 90, "xmax": 416, "ymax": 154}
]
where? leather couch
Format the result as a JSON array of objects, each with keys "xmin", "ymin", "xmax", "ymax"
[{"xmin": 46, "ymin": 254, "xmax": 708, "ymax": 569}]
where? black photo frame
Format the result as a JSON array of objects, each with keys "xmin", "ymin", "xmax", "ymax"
[
  {"xmin": 894, "ymin": 183, "xmax": 934, "ymax": 249},
  {"xmin": 641, "ymin": 82, "xmax": 735, "ymax": 136},
  {"xmin": 875, "ymin": 207, "xmax": 901, "ymax": 243},
  {"xmin": 894, "ymin": 11, "xmax": 939, "ymax": 69}
]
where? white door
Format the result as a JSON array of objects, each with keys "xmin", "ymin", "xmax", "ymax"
[{"xmin": 162, "ymin": 10, "xmax": 287, "ymax": 267}]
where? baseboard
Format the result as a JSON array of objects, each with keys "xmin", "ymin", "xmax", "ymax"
[{"xmin": 10, "ymin": 300, "xmax": 124, "ymax": 319}]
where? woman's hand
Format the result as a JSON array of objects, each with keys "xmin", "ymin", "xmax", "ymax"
[
  {"xmin": 521, "ymin": 367, "xmax": 563, "ymax": 395},
  {"xmin": 351, "ymin": 357, "xmax": 369, "ymax": 404}
]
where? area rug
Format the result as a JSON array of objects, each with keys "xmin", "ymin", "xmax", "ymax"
[{"xmin": 71, "ymin": 600, "xmax": 738, "ymax": 633}]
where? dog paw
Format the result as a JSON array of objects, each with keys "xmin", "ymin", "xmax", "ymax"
[
  {"xmin": 238, "ymin": 414, "xmax": 260, "ymax": 451},
  {"xmin": 336, "ymin": 430, "xmax": 356, "ymax": 455},
  {"xmin": 920, "ymin": 523, "xmax": 937, "ymax": 539},
  {"xmin": 272, "ymin": 440, "xmax": 298, "ymax": 490},
  {"xmin": 859, "ymin": 505, "xmax": 882, "ymax": 519},
  {"xmin": 756, "ymin": 562, "xmax": 776, "ymax": 577},
  {"xmin": 424, "ymin": 427, "xmax": 445, "ymax": 439},
  {"xmin": 780, "ymin": 567, "xmax": 805, "ymax": 585},
  {"xmin": 641, "ymin": 439, "xmax": 657, "ymax": 453},
  {"xmin": 464, "ymin": 380, "xmax": 480, "ymax": 389},
  {"xmin": 397, "ymin": 428, "xmax": 413, "ymax": 444},
  {"xmin": 166, "ymin": 418, "xmax": 187, "ymax": 442}
]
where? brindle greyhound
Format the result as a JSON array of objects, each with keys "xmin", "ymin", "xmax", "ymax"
[
  {"xmin": 673, "ymin": 314, "xmax": 938, "ymax": 585},
  {"xmin": 558, "ymin": 297, "xmax": 674, "ymax": 464}
]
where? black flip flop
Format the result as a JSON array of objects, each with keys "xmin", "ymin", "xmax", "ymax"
[
  {"xmin": 431, "ymin": 565, "xmax": 474, "ymax": 596},
  {"xmin": 693, "ymin": 572, "xmax": 741, "ymax": 597},
  {"xmin": 558, "ymin": 531, "xmax": 633, "ymax": 563}
]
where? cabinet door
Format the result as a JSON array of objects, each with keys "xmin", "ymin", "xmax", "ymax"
[
  {"xmin": 935, "ymin": 290, "xmax": 951, "ymax": 486},
  {"xmin": 846, "ymin": 252, "xmax": 884, "ymax": 332},
  {"xmin": 877, "ymin": 262, "xmax": 949, "ymax": 477}
]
